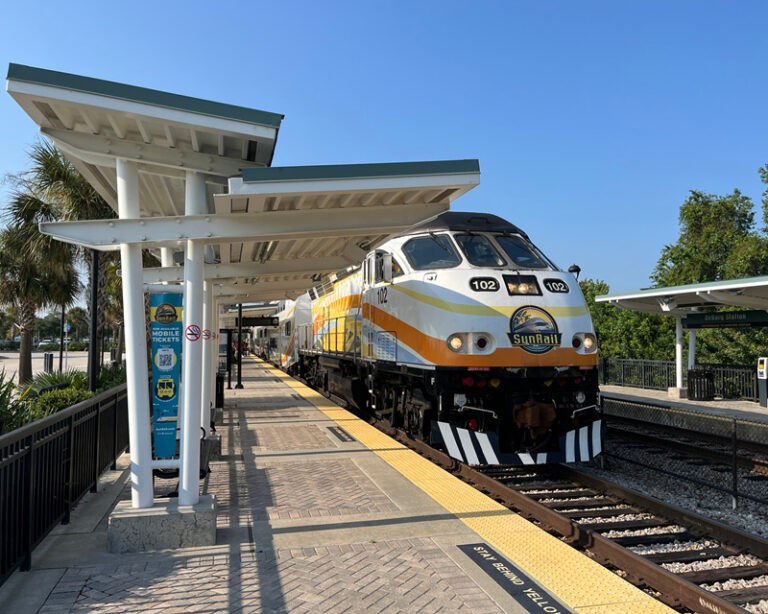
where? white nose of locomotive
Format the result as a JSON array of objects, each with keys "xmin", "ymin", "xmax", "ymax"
[{"xmin": 430, "ymin": 268, "xmax": 596, "ymax": 359}]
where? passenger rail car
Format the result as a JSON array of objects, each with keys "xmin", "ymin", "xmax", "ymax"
[{"xmin": 263, "ymin": 212, "xmax": 603, "ymax": 466}]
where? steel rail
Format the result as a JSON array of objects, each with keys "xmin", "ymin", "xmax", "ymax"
[
  {"xmin": 292, "ymin": 373, "xmax": 766, "ymax": 613},
  {"xmin": 607, "ymin": 423, "xmax": 768, "ymax": 477},
  {"xmin": 374, "ymin": 421, "xmax": 764, "ymax": 614}
]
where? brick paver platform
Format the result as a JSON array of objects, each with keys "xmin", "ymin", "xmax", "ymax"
[
  {"xmin": 3, "ymin": 360, "xmax": 523, "ymax": 613},
  {"xmin": 41, "ymin": 539, "xmax": 501, "ymax": 614}
]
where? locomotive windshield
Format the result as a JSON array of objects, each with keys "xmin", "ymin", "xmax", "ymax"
[
  {"xmin": 494, "ymin": 234, "xmax": 552, "ymax": 269},
  {"xmin": 402, "ymin": 234, "xmax": 461, "ymax": 270},
  {"xmin": 454, "ymin": 234, "xmax": 506, "ymax": 267}
]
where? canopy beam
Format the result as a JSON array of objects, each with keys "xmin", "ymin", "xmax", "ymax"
[{"xmin": 39, "ymin": 202, "xmax": 449, "ymax": 250}]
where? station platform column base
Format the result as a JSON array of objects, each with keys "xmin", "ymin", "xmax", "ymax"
[
  {"xmin": 667, "ymin": 386, "xmax": 688, "ymax": 400},
  {"xmin": 107, "ymin": 495, "xmax": 217, "ymax": 553}
]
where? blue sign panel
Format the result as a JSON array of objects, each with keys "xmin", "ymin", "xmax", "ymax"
[{"xmin": 150, "ymin": 293, "xmax": 183, "ymax": 458}]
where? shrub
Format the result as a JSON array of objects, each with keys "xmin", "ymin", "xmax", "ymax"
[
  {"xmin": 38, "ymin": 343, "xmax": 60, "ymax": 351},
  {"xmin": 22, "ymin": 369, "xmax": 88, "ymax": 401},
  {"xmin": 28, "ymin": 387, "xmax": 94, "ymax": 421},
  {"xmin": 68, "ymin": 341, "xmax": 87, "ymax": 351},
  {"xmin": 0, "ymin": 370, "xmax": 26, "ymax": 434},
  {"xmin": 96, "ymin": 365, "xmax": 126, "ymax": 392}
]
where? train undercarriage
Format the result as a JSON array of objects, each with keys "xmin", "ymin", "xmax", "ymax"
[{"xmin": 293, "ymin": 351, "xmax": 602, "ymax": 463}]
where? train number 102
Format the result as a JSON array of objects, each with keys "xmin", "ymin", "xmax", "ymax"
[
  {"xmin": 469, "ymin": 277, "xmax": 499, "ymax": 292},
  {"xmin": 543, "ymin": 279, "xmax": 569, "ymax": 293}
]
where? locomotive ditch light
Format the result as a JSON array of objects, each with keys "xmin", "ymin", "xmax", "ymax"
[
  {"xmin": 572, "ymin": 332, "xmax": 597, "ymax": 353},
  {"xmin": 448, "ymin": 334, "xmax": 464, "ymax": 352}
]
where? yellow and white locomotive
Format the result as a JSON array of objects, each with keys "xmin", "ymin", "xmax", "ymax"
[{"xmin": 260, "ymin": 211, "xmax": 602, "ymax": 466}]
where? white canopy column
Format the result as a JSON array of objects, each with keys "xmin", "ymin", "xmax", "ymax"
[
  {"xmin": 688, "ymin": 329, "xmax": 697, "ymax": 370},
  {"xmin": 179, "ymin": 171, "xmax": 206, "ymax": 506},
  {"xmin": 116, "ymin": 158, "xmax": 154, "ymax": 508},
  {"xmin": 201, "ymin": 280, "xmax": 214, "ymax": 432}
]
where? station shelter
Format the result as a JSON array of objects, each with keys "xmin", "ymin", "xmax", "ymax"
[
  {"xmin": 595, "ymin": 276, "xmax": 768, "ymax": 396},
  {"xmin": 5, "ymin": 64, "xmax": 480, "ymax": 523}
]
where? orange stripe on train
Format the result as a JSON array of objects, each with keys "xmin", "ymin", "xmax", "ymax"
[
  {"xmin": 367, "ymin": 304, "xmax": 598, "ymax": 368},
  {"xmin": 312, "ymin": 294, "xmax": 361, "ymax": 323}
]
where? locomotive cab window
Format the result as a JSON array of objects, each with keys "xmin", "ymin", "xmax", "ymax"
[
  {"xmin": 402, "ymin": 234, "xmax": 461, "ymax": 270},
  {"xmin": 284, "ymin": 321, "xmax": 292, "ymax": 336},
  {"xmin": 494, "ymin": 234, "xmax": 551, "ymax": 269},
  {"xmin": 455, "ymin": 234, "xmax": 506, "ymax": 267},
  {"xmin": 374, "ymin": 251, "xmax": 393, "ymax": 283}
]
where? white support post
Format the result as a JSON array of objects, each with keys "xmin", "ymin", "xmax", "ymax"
[
  {"xmin": 211, "ymin": 298, "xmax": 219, "ymax": 408},
  {"xmin": 675, "ymin": 316, "xmax": 684, "ymax": 389},
  {"xmin": 688, "ymin": 329, "xmax": 697, "ymax": 370},
  {"xmin": 116, "ymin": 159, "xmax": 153, "ymax": 509},
  {"xmin": 201, "ymin": 280, "xmax": 213, "ymax": 434},
  {"xmin": 160, "ymin": 247, "xmax": 174, "ymax": 269},
  {"xmin": 179, "ymin": 171, "xmax": 206, "ymax": 506}
]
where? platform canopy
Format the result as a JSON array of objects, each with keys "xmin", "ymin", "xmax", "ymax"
[
  {"xmin": 7, "ymin": 64, "xmax": 480, "ymax": 302},
  {"xmin": 7, "ymin": 63, "xmax": 283, "ymax": 217},
  {"xmin": 595, "ymin": 275, "xmax": 768, "ymax": 314},
  {"xmin": 596, "ymin": 275, "xmax": 768, "ymax": 392}
]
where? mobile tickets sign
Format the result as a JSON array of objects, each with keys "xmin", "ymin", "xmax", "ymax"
[{"xmin": 150, "ymin": 293, "xmax": 183, "ymax": 458}]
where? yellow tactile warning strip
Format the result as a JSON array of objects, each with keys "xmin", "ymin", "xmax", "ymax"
[{"xmin": 252, "ymin": 358, "xmax": 675, "ymax": 613}]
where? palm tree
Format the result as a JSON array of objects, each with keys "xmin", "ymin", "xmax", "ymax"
[
  {"xmin": 0, "ymin": 227, "xmax": 70, "ymax": 383},
  {"xmin": 9, "ymin": 142, "xmax": 114, "ymax": 371}
]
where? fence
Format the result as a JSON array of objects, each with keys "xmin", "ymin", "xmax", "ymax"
[
  {"xmin": 0, "ymin": 384, "xmax": 128, "ymax": 585},
  {"xmin": 600, "ymin": 358, "xmax": 757, "ymax": 401}
]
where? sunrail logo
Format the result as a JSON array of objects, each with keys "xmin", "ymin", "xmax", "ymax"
[
  {"xmin": 508, "ymin": 306, "xmax": 561, "ymax": 354},
  {"xmin": 154, "ymin": 303, "xmax": 179, "ymax": 324}
]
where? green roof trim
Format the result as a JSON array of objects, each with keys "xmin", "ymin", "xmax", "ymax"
[
  {"xmin": 241, "ymin": 159, "xmax": 480, "ymax": 183},
  {"xmin": 596, "ymin": 274, "xmax": 768, "ymax": 301},
  {"xmin": 7, "ymin": 63, "xmax": 284, "ymax": 128}
]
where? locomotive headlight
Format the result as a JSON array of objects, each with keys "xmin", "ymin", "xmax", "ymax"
[
  {"xmin": 448, "ymin": 335, "xmax": 464, "ymax": 352},
  {"xmin": 503, "ymin": 275, "xmax": 541, "ymax": 296},
  {"xmin": 575, "ymin": 391, "xmax": 586, "ymax": 404}
]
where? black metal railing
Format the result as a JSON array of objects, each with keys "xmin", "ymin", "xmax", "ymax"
[
  {"xmin": 599, "ymin": 358, "xmax": 757, "ymax": 401},
  {"xmin": 599, "ymin": 358, "xmax": 677, "ymax": 390},
  {"xmin": 0, "ymin": 384, "xmax": 128, "ymax": 585}
]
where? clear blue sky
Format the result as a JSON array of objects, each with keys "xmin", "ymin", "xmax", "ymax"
[{"xmin": 1, "ymin": 1, "xmax": 766, "ymax": 293}]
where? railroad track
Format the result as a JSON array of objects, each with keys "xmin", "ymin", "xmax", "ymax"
[
  {"xmin": 301, "ymin": 379, "xmax": 768, "ymax": 612},
  {"xmin": 375, "ymin": 421, "xmax": 768, "ymax": 613},
  {"xmin": 606, "ymin": 415, "xmax": 768, "ymax": 477}
]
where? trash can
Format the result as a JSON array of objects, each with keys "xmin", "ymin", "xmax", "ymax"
[
  {"xmin": 215, "ymin": 372, "xmax": 225, "ymax": 409},
  {"xmin": 688, "ymin": 369, "xmax": 714, "ymax": 401},
  {"xmin": 43, "ymin": 352, "xmax": 54, "ymax": 373}
]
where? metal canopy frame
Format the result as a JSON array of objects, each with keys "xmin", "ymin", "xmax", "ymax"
[
  {"xmin": 6, "ymin": 63, "xmax": 481, "ymax": 512},
  {"xmin": 595, "ymin": 276, "xmax": 768, "ymax": 392}
]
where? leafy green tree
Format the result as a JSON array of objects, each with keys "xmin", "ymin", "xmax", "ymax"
[
  {"xmin": 67, "ymin": 306, "xmax": 89, "ymax": 341},
  {"xmin": 653, "ymin": 189, "xmax": 768, "ymax": 286},
  {"xmin": 581, "ymin": 279, "xmax": 674, "ymax": 360},
  {"xmin": 36, "ymin": 313, "xmax": 61, "ymax": 340},
  {"xmin": 588, "ymin": 167, "xmax": 768, "ymax": 367}
]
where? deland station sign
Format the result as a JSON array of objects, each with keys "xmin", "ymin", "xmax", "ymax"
[{"xmin": 682, "ymin": 310, "xmax": 768, "ymax": 329}]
